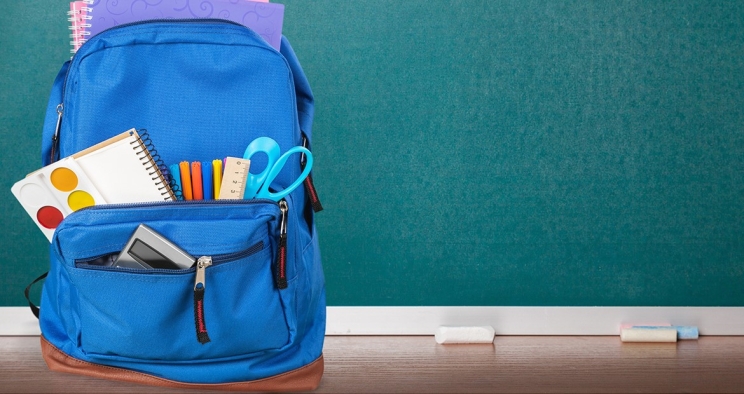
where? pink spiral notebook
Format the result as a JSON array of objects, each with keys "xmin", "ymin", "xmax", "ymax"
[
  {"xmin": 68, "ymin": 0, "xmax": 282, "ymax": 53},
  {"xmin": 68, "ymin": 1, "xmax": 91, "ymax": 53}
]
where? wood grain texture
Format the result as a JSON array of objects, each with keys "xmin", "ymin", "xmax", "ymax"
[{"xmin": 1, "ymin": 336, "xmax": 743, "ymax": 393}]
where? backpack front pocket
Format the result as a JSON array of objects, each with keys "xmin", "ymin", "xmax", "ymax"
[{"xmin": 54, "ymin": 200, "xmax": 292, "ymax": 362}]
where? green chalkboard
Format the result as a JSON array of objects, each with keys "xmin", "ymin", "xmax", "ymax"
[{"xmin": 1, "ymin": 1, "xmax": 743, "ymax": 307}]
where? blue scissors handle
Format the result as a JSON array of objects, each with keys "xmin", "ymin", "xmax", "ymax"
[
  {"xmin": 243, "ymin": 137, "xmax": 313, "ymax": 201},
  {"xmin": 256, "ymin": 147, "xmax": 313, "ymax": 201}
]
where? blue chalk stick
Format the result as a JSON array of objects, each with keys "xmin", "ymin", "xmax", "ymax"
[{"xmin": 632, "ymin": 325, "xmax": 699, "ymax": 340}]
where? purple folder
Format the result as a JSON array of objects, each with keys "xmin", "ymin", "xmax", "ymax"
[{"xmin": 84, "ymin": 0, "xmax": 284, "ymax": 50}]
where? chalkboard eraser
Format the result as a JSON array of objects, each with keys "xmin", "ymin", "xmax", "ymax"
[
  {"xmin": 620, "ymin": 327, "xmax": 678, "ymax": 342},
  {"xmin": 435, "ymin": 326, "xmax": 495, "ymax": 344}
]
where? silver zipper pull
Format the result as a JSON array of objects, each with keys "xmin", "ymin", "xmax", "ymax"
[
  {"xmin": 279, "ymin": 200, "xmax": 288, "ymax": 237},
  {"xmin": 194, "ymin": 256, "xmax": 212, "ymax": 290},
  {"xmin": 275, "ymin": 201, "xmax": 289, "ymax": 289},
  {"xmin": 193, "ymin": 256, "xmax": 212, "ymax": 344},
  {"xmin": 50, "ymin": 103, "xmax": 63, "ymax": 163}
]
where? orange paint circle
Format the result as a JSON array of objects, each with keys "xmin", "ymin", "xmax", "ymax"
[
  {"xmin": 68, "ymin": 190, "xmax": 95, "ymax": 211},
  {"xmin": 50, "ymin": 167, "xmax": 79, "ymax": 192}
]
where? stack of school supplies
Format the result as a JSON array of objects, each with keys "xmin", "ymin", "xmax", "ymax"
[
  {"xmin": 67, "ymin": 0, "xmax": 283, "ymax": 53},
  {"xmin": 11, "ymin": 129, "xmax": 174, "ymax": 241},
  {"xmin": 169, "ymin": 136, "xmax": 314, "ymax": 202},
  {"xmin": 170, "ymin": 159, "xmax": 232, "ymax": 201}
]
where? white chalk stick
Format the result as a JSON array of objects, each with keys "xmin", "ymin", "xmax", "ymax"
[
  {"xmin": 620, "ymin": 327, "xmax": 677, "ymax": 343},
  {"xmin": 435, "ymin": 326, "xmax": 495, "ymax": 344},
  {"xmin": 631, "ymin": 325, "xmax": 699, "ymax": 340}
]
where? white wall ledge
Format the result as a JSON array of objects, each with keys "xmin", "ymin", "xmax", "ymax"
[{"xmin": 2, "ymin": 306, "xmax": 742, "ymax": 336}]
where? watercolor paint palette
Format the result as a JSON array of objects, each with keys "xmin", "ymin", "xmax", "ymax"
[
  {"xmin": 11, "ymin": 158, "xmax": 107, "ymax": 241},
  {"xmin": 11, "ymin": 129, "xmax": 174, "ymax": 242}
]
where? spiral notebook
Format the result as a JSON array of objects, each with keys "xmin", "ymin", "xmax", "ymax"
[
  {"xmin": 68, "ymin": 0, "xmax": 283, "ymax": 53},
  {"xmin": 72, "ymin": 129, "xmax": 176, "ymax": 203},
  {"xmin": 68, "ymin": 1, "xmax": 91, "ymax": 53}
]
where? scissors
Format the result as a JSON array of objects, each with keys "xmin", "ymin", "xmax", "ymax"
[{"xmin": 242, "ymin": 137, "xmax": 313, "ymax": 201}]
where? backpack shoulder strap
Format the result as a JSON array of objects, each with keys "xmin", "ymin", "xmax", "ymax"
[{"xmin": 24, "ymin": 272, "xmax": 48, "ymax": 319}]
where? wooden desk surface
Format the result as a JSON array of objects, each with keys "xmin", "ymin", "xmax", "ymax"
[{"xmin": 1, "ymin": 336, "xmax": 743, "ymax": 393}]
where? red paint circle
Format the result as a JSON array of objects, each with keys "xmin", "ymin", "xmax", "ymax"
[{"xmin": 37, "ymin": 206, "xmax": 64, "ymax": 229}]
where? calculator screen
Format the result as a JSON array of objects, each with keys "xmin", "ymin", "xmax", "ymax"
[{"xmin": 128, "ymin": 239, "xmax": 181, "ymax": 270}]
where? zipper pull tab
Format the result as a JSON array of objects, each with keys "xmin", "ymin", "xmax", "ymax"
[
  {"xmin": 275, "ymin": 200, "xmax": 289, "ymax": 289},
  {"xmin": 301, "ymin": 135, "xmax": 323, "ymax": 212},
  {"xmin": 193, "ymin": 256, "xmax": 212, "ymax": 344},
  {"xmin": 50, "ymin": 104, "xmax": 63, "ymax": 163},
  {"xmin": 194, "ymin": 256, "xmax": 212, "ymax": 291}
]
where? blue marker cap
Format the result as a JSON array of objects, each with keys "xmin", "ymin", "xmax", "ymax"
[
  {"xmin": 201, "ymin": 161, "xmax": 213, "ymax": 200},
  {"xmin": 169, "ymin": 163, "xmax": 183, "ymax": 200}
]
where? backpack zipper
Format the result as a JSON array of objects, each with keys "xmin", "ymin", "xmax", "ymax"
[
  {"xmin": 68, "ymin": 197, "xmax": 278, "ymax": 215},
  {"xmin": 193, "ymin": 256, "xmax": 213, "ymax": 344},
  {"xmin": 274, "ymin": 200, "xmax": 289, "ymax": 289},
  {"xmin": 75, "ymin": 240, "xmax": 265, "ymax": 272},
  {"xmin": 50, "ymin": 104, "xmax": 63, "ymax": 163}
]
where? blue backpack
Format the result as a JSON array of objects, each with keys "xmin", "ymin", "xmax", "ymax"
[{"xmin": 33, "ymin": 20, "xmax": 325, "ymax": 391}]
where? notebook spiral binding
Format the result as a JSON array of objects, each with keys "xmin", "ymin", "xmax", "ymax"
[
  {"xmin": 68, "ymin": 1, "xmax": 94, "ymax": 54},
  {"xmin": 130, "ymin": 129, "xmax": 178, "ymax": 201}
]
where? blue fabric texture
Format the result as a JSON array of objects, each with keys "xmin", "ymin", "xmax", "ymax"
[{"xmin": 38, "ymin": 20, "xmax": 325, "ymax": 385}]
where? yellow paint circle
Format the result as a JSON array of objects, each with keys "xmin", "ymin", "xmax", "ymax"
[
  {"xmin": 50, "ymin": 167, "xmax": 79, "ymax": 192},
  {"xmin": 68, "ymin": 190, "xmax": 95, "ymax": 211}
]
